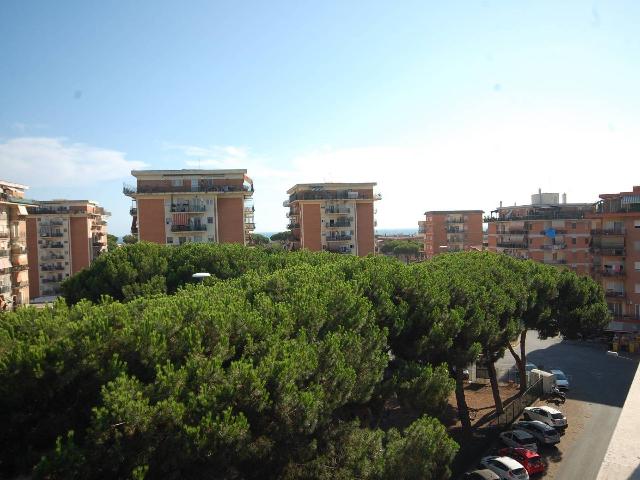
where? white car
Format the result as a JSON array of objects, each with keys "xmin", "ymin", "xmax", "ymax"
[
  {"xmin": 499, "ymin": 430, "xmax": 538, "ymax": 451},
  {"xmin": 524, "ymin": 406, "xmax": 568, "ymax": 429},
  {"xmin": 550, "ymin": 369, "xmax": 569, "ymax": 390},
  {"xmin": 479, "ymin": 456, "xmax": 529, "ymax": 480}
]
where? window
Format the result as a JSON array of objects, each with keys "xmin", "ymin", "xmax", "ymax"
[
  {"xmin": 207, "ymin": 199, "xmax": 214, "ymax": 205},
  {"xmin": 572, "ymin": 237, "xmax": 576, "ymax": 245},
  {"xmin": 636, "ymin": 304, "xmax": 640, "ymax": 319},
  {"xmin": 634, "ymin": 220, "xmax": 640, "ymax": 228},
  {"xmin": 207, "ymin": 217, "xmax": 213, "ymax": 224},
  {"xmin": 635, "ymin": 240, "xmax": 640, "ymax": 251},
  {"xmin": 191, "ymin": 179, "xmax": 198, "ymax": 191},
  {"xmin": 635, "ymin": 262, "xmax": 640, "ymax": 271},
  {"xmin": 171, "ymin": 179, "xmax": 182, "ymax": 187},
  {"xmin": 635, "ymin": 284, "xmax": 640, "ymax": 294},
  {"xmin": 167, "ymin": 237, "xmax": 173, "ymax": 244},
  {"xmin": 572, "ymin": 222, "xmax": 577, "ymax": 229},
  {"xmin": 584, "ymin": 237, "xmax": 589, "ymax": 245}
]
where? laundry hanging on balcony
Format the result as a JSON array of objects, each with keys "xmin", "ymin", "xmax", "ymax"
[{"xmin": 172, "ymin": 213, "xmax": 189, "ymax": 226}]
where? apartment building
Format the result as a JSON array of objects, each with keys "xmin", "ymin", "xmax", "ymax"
[
  {"xmin": 284, "ymin": 183, "xmax": 380, "ymax": 255},
  {"xmin": 421, "ymin": 210, "xmax": 483, "ymax": 258},
  {"xmin": 487, "ymin": 192, "xmax": 594, "ymax": 275},
  {"xmin": 0, "ymin": 180, "xmax": 35, "ymax": 308},
  {"xmin": 588, "ymin": 186, "xmax": 640, "ymax": 331},
  {"xmin": 124, "ymin": 170, "xmax": 255, "ymax": 246},
  {"xmin": 26, "ymin": 200, "xmax": 109, "ymax": 298}
]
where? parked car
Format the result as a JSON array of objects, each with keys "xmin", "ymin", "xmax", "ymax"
[
  {"xmin": 479, "ymin": 456, "xmax": 529, "ymax": 480},
  {"xmin": 524, "ymin": 406, "xmax": 568, "ymax": 429},
  {"xmin": 550, "ymin": 369, "xmax": 570, "ymax": 390},
  {"xmin": 462, "ymin": 469, "xmax": 500, "ymax": 479},
  {"xmin": 499, "ymin": 430, "xmax": 538, "ymax": 451},
  {"xmin": 498, "ymin": 447, "xmax": 545, "ymax": 476},
  {"xmin": 513, "ymin": 420, "xmax": 560, "ymax": 446}
]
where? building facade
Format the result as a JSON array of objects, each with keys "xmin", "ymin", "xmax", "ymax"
[
  {"xmin": 26, "ymin": 200, "xmax": 109, "ymax": 298},
  {"xmin": 124, "ymin": 170, "xmax": 255, "ymax": 246},
  {"xmin": 487, "ymin": 193, "xmax": 594, "ymax": 275},
  {"xmin": 0, "ymin": 180, "xmax": 35, "ymax": 308},
  {"xmin": 422, "ymin": 210, "xmax": 483, "ymax": 258},
  {"xmin": 285, "ymin": 183, "xmax": 380, "ymax": 256},
  {"xmin": 588, "ymin": 186, "xmax": 640, "ymax": 331}
]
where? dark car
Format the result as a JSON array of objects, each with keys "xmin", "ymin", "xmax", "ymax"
[{"xmin": 463, "ymin": 469, "xmax": 500, "ymax": 479}]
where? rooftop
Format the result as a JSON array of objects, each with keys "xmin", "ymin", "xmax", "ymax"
[
  {"xmin": 425, "ymin": 210, "xmax": 484, "ymax": 215},
  {"xmin": 287, "ymin": 182, "xmax": 376, "ymax": 194}
]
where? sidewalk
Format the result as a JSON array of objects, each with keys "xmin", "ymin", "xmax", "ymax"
[{"xmin": 596, "ymin": 356, "xmax": 640, "ymax": 479}]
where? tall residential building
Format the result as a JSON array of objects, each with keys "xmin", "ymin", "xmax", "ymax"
[
  {"xmin": 0, "ymin": 180, "xmax": 35, "ymax": 308},
  {"xmin": 284, "ymin": 183, "xmax": 380, "ymax": 255},
  {"xmin": 588, "ymin": 186, "xmax": 640, "ymax": 331},
  {"xmin": 124, "ymin": 170, "xmax": 255, "ymax": 246},
  {"xmin": 26, "ymin": 200, "xmax": 109, "ymax": 298},
  {"xmin": 487, "ymin": 192, "xmax": 594, "ymax": 275},
  {"xmin": 422, "ymin": 210, "xmax": 484, "ymax": 258}
]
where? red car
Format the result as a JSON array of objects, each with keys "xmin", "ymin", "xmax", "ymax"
[{"xmin": 498, "ymin": 447, "xmax": 545, "ymax": 475}]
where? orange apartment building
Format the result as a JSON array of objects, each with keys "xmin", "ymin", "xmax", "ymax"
[
  {"xmin": 124, "ymin": 169, "xmax": 254, "ymax": 246},
  {"xmin": 421, "ymin": 210, "xmax": 484, "ymax": 258},
  {"xmin": 284, "ymin": 183, "xmax": 380, "ymax": 255},
  {"xmin": 0, "ymin": 180, "xmax": 35, "ymax": 308},
  {"xmin": 26, "ymin": 200, "xmax": 109, "ymax": 298},
  {"xmin": 487, "ymin": 192, "xmax": 594, "ymax": 275},
  {"xmin": 587, "ymin": 186, "xmax": 640, "ymax": 331}
]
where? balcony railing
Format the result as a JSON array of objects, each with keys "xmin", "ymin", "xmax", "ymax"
[
  {"xmin": 244, "ymin": 222, "xmax": 256, "ymax": 230},
  {"xmin": 0, "ymin": 285, "xmax": 11, "ymax": 294},
  {"xmin": 42, "ymin": 243, "xmax": 64, "ymax": 249},
  {"xmin": 496, "ymin": 242, "xmax": 528, "ymax": 249},
  {"xmin": 540, "ymin": 243, "xmax": 567, "ymax": 250},
  {"xmin": 605, "ymin": 291, "xmax": 626, "ymax": 298},
  {"xmin": 11, "ymin": 265, "xmax": 29, "ymax": 272},
  {"xmin": 591, "ymin": 247, "xmax": 626, "ymax": 256},
  {"xmin": 325, "ymin": 208, "xmax": 351, "ymax": 215},
  {"xmin": 591, "ymin": 228, "xmax": 625, "ymax": 236},
  {"xmin": 41, "ymin": 278, "xmax": 63, "ymax": 284},
  {"xmin": 328, "ymin": 222, "xmax": 351, "ymax": 228},
  {"xmin": 545, "ymin": 259, "xmax": 567, "ymax": 265},
  {"xmin": 497, "ymin": 229, "xmax": 530, "ymax": 235},
  {"xmin": 170, "ymin": 204, "xmax": 206, "ymax": 213},
  {"xmin": 599, "ymin": 270, "xmax": 626, "ymax": 277},
  {"xmin": 445, "ymin": 218, "xmax": 465, "ymax": 224},
  {"xmin": 326, "ymin": 235, "xmax": 352, "ymax": 242},
  {"xmin": 40, "ymin": 231, "xmax": 64, "ymax": 238},
  {"xmin": 41, "ymin": 255, "xmax": 65, "ymax": 261},
  {"xmin": 41, "ymin": 265, "xmax": 65, "ymax": 271},
  {"xmin": 124, "ymin": 183, "xmax": 252, "ymax": 196},
  {"xmin": 488, "ymin": 211, "xmax": 590, "ymax": 222},
  {"xmin": 170, "ymin": 224, "xmax": 207, "ymax": 232},
  {"xmin": 0, "ymin": 249, "xmax": 9, "ymax": 257},
  {"xmin": 287, "ymin": 223, "xmax": 300, "ymax": 230},
  {"xmin": 289, "ymin": 191, "xmax": 377, "ymax": 202}
]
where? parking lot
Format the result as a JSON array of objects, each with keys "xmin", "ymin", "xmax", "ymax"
[{"xmin": 477, "ymin": 332, "xmax": 639, "ymax": 479}]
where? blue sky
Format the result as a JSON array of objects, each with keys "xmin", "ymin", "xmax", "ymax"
[{"xmin": 2, "ymin": 0, "xmax": 640, "ymax": 235}]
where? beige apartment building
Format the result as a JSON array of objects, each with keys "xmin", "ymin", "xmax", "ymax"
[
  {"xmin": 26, "ymin": 200, "xmax": 109, "ymax": 298},
  {"xmin": 588, "ymin": 186, "xmax": 640, "ymax": 331},
  {"xmin": 125, "ymin": 169, "xmax": 254, "ymax": 246},
  {"xmin": 421, "ymin": 210, "xmax": 484, "ymax": 258},
  {"xmin": 0, "ymin": 180, "xmax": 35, "ymax": 308},
  {"xmin": 284, "ymin": 183, "xmax": 380, "ymax": 255}
]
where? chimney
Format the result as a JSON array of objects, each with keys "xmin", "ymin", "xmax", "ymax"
[
  {"xmin": 562, "ymin": 193, "xmax": 567, "ymax": 204},
  {"xmin": 499, "ymin": 200, "xmax": 502, "ymax": 208},
  {"xmin": 539, "ymin": 187, "xmax": 542, "ymax": 195}
]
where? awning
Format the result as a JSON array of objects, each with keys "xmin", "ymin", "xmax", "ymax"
[
  {"xmin": 17, "ymin": 205, "xmax": 28, "ymax": 215},
  {"xmin": 0, "ymin": 258, "xmax": 11, "ymax": 270}
]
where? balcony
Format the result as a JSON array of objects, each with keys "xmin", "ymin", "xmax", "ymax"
[
  {"xmin": 489, "ymin": 211, "xmax": 590, "ymax": 222},
  {"xmin": 326, "ymin": 246, "xmax": 352, "ymax": 254},
  {"xmin": 591, "ymin": 228, "xmax": 625, "ymax": 236},
  {"xmin": 446, "ymin": 218, "xmax": 465, "ymax": 224},
  {"xmin": 540, "ymin": 243, "xmax": 567, "ymax": 250},
  {"xmin": 0, "ymin": 230, "xmax": 9, "ymax": 238},
  {"xmin": 14, "ymin": 280, "xmax": 29, "ymax": 289},
  {"xmin": 126, "ymin": 182, "xmax": 251, "ymax": 196},
  {"xmin": 170, "ymin": 224, "xmax": 207, "ymax": 233},
  {"xmin": 11, "ymin": 265, "xmax": 29, "ymax": 272},
  {"xmin": 538, "ymin": 229, "xmax": 567, "ymax": 235},
  {"xmin": 42, "ymin": 243, "xmax": 64, "ymax": 249},
  {"xmin": 129, "ymin": 207, "xmax": 137, "ymax": 216},
  {"xmin": 325, "ymin": 208, "xmax": 351, "ymax": 215},
  {"xmin": 545, "ymin": 259, "xmax": 567, "ymax": 265},
  {"xmin": 328, "ymin": 221, "xmax": 351, "ymax": 228},
  {"xmin": 599, "ymin": 270, "xmax": 626, "ymax": 277},
  {"xmin": 499, "ymin": 229, "xmax": 530, "ymax": 235},
  {"xmin": 0, "ymin": 249, "xmax": 9, "ymax": 257},
  {"xmin": 41, "ymin": 278, "xmax": 63, "ymax": 284},
  {"xmin": 605, "ymin": 291, "xmax": 626, "ymax": 299},
  {"xmin": 40, "ymin": 231, "xmax": 64, "ymax": 238},
  {"xmin": 287, "ymin": 223, "xmax": 300, "ymax": 230},
  {"xmin": 283, "ymin": 200, "xmax": 290, "ymax": 208},
  {"xmin": 41, "ymin": 254, "xmax": 65, "ymax": 261},
  {"xmin": 496, "ymin": 242, "xmax": 528, "ymax": 249},
  {"xmin": 445, "ymin": 227, "xmax": 465, "ymax": 233},
  {"xmin": 591, "ymin": 247, "xmax": 626, "ymax": 256},
  {"xmin": 326, "ymin": 235, "xmax": 352, "ymax": 242},
  {"xmin": 0, "ymin": 285, "xmax": 11, "ymax": 294},
  {"xmin": 170, "ymin": 204, "xmax": 206, "ymax": 213},
  {"xmin": 289, "ymin": 191, "xmax": 377, "ymax": 202},
  {"xmin": 41, "ymin": 265, "xmax": 65, "ymax": 271},
  {"xmin": 245, "ymin": 222, "xmax": 256, "ymax": 230}
]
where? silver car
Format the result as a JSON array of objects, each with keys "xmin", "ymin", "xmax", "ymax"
[
  {"xmin": 523, "ymin": 406, "xmax": 568, "ymax": 429},
  {"xmin": 499, "ymin": 429, "xmax": 538, "ymax": 451},
  {"xmin": 513, "ymin": 420, "xmax": 560, "ymax": 446}
]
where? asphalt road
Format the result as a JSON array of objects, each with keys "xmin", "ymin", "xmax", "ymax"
[{"xmin": 494, "ymin": 332, "xmax": 639, "ymax": 479}]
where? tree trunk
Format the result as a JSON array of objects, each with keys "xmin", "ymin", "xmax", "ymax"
[
  {"xmin": 453, "ymin": 366, "xmax": 472, "ymax": 437},
  {"xmin": 507, "ymin": 330, "xmax": 528, "ymax": 394},
  {"xmin": 485, "ymin": 351, "xmax": 504, "ymax": 414}
]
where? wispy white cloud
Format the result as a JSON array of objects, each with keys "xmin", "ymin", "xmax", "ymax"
[
  {"xmin": 0, "ymin": 137, "xmax": 147, "ymax": 188},
  {"xmin": 170, "ymin": 111, "xmax": 640, "ymax": 232}
]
